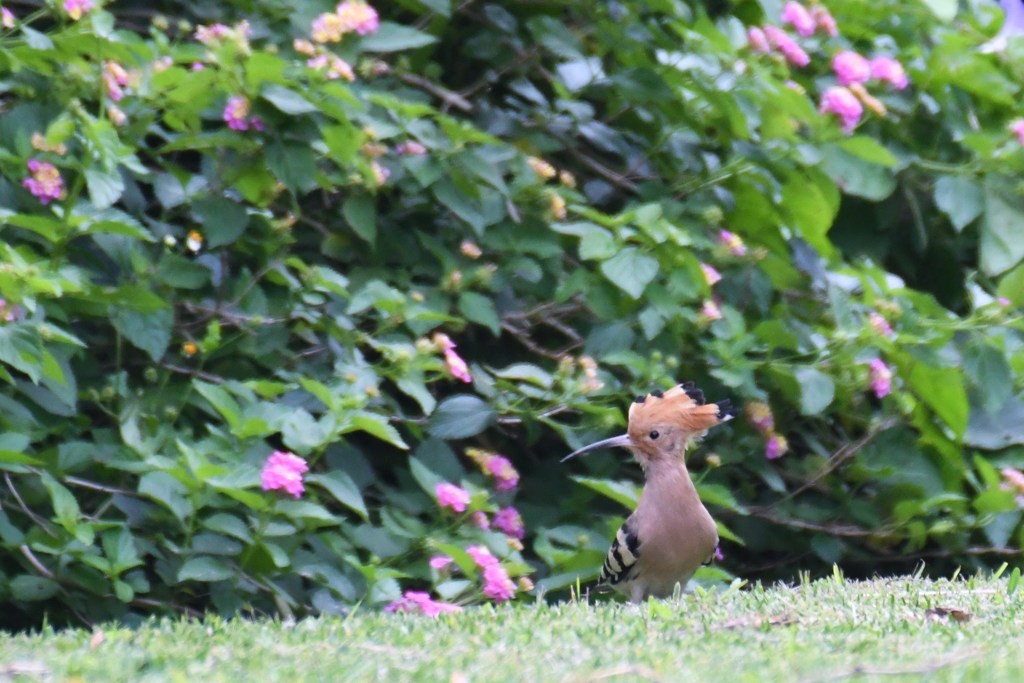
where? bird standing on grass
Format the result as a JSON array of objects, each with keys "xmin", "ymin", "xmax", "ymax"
[{"xmin": 563, "ymin": 382, "xmax": 733, "ymax": 601}]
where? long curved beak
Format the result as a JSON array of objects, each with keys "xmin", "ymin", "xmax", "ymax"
[{"xmin": 561, "ymin": 433, "xmax": 633, "ymax": 462}]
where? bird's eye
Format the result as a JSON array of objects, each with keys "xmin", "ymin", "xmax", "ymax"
[{"xmin": 649, "ymin": 430, "xmax": 660, "ymax": 440}]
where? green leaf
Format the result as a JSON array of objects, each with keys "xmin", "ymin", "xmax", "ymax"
[
  {"xmin": 921, "ymin": 0, "xmax": 957, "ymax": 21},
  {"xmin": 909, "ymin": 364, "xmax": 969, "ymax": 438},
  {"xmin": 599, "ymin": 247, "xmax": 659, "ymax": 299},
  {"xmin": 177, "ymin": 556, "xmax": 235, "ymax": 583},
  {"xmin": 40, "ymin": 471, "xmax": 79, "ymax": 529},
  {"xmin": 261, "ymin": 83, "xmax": 319, "ymax": 114},
  {"xmin": 965, "ymin": 343, "xmax": 1014, "ymax": 416},
  {"xmin": 794, "ymin": 367, "xmax": 835, "ymax": 416},
  {"xmin": 572, "ymin": 476, "xmax": 640, "ymax": 510},
  {"xmin": 281, "ymin": 409, "xmax": 328, "ymax": 454},
  {"xmin": 428, "ymin": 395, "xmax": 495, "ymax": 439},
  {"xmin": 112, "ymin": 309, "xmax": 173, "ymax": 362},
  {"xmin": 820, "ymin": 145, "xmax": 896, "ymax": 201},
  {"xmin": 84, "ymin": 168, "xmax": 125, "ymax": 210},
  {"xmin": 193, "ymin": 381, "xmax": 242, "ymax": 430},
  {"xmin": 308, "ymin": 471, "xmax": 369, "ymax": 521},
  {"xmin": 344, "ymin": 411, "xmax": 409, "ymax": 450},
  {"xmin": 9, "ymin": 575, "xmax": 59, "ymax": 601},
  {"xmin": 267, "ymin": 142, "xmax": 316, "ymax": 193},
  {"xmin": 361, "ymin": 22, "xmax": 438, "ymax": 52},
  {"xmin": 139, "ymin": 471, "xmax": 191, "ymax": 522},
  {"xmin": 836, "ymin": 137, "xmax": 898, "ymax": 167},
  {"xmin": 934, "ymin": 176, "xmax": 982, "ymax": 232},
  {"xmin": 193, "ymin": 197, "xmax": 250, "ymax": 248},
  {"xmin": 458, "ymin": 292, "xmax": 500, "ymax": 335},
  {"xmin": 203, "ymin": 513, "xmax": 253, "ymax": 543},
  {"xmin": 277, "ymin": 500, "xmax": 339, "ymax": 524},
  {"xmin": 980, "ymin": 181, "xmax": 1024, "ymax": 276},
  {"xmin": 997, "ymin": 263, "xmax": 1024, "ymax": 307},
  {"xmin": 342, "ymin": 194, "xmax": 377, "ymax": 244}
]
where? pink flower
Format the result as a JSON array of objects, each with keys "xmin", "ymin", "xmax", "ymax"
[
  {"xmin": 1001, "ymin": 467, "xmax": 1024, "ymax": 494},
  {"xmin": 337, "ymin": 1, "xmax": 380, "ymax": 35},
  {"xmin": 832, "ymin": 51, "xmax": 871, "ymax": 86},
  {"xmin": 763, "ymin": 25, "xmax": 810, "ymax": 67},
  {"xmin": 700, "ymin": 299, "xmax": 723, "ymax": 321},
  {"xmin": 998, "ymin": 296, "xmax": 1013, "ymax": 307},
  {"xmin": 385, "ymin": 591, "xmax": 461, "ymax": 617},
  {"xmin": 747, "ymin": 27, "xmax": 770, "ymax": 53},
  {"xmin": 1011, "ymin": 120, "xmax": 1024, "ymax": 146},
  {"xmin": 223, "ymin": 96, "xmax": 251, "ymax": 131},
  {"xmin": 191, "ymin": 62, "xmax": 205, "ymax": 71},
  {"xmin": 260, "ymin": 450, "xmax": 309, "ymax": 498},
  {"xmin": 765, "ymin": 434, "xmax": 789, "ymax": 460},
  {"xmin": 714, "ymin": 546, "xmax": 725, "ymax": 561},
  {"xmin": 812, "ymin": 6, "xmax": 838, "ymax": 37},
  {"xmin": 746, "ymin": 402, "xmax": 775, "ymax": 433},
  {"xmin": 103, "ymin": 62, "xmax": 130, "ymax": 102},
  {"xmin": 2, "ymin": 7, "xmax": 15, "ymax": 28},
  {"xmin": 22, "ymin": 160, "xmax": 65, "ymax": 205},
  {"xmin": 311, "ymin": 13, "xmax": 344, "ymax": 43},
  {"xmin": 0, "ymin": 298, "xmax": 23, "ymax": 322},
  {"xmin": 819, "ymin": 86, "xmax": 863, "ymax": 132},
  {"xmin": 781, "ymin": 2, "xmax": 815, "ymax": 37},
  {"xmin": 195, "ymin": 23, "xmax": 230, "ymax": 44},
  {"xmin": 444, "ymin": 347, "xmax": 472, "ymax": 383},
  {"xmin": 482, "ymin": 564, "xmax": 516, "ymax": 602},
  {"xmin": 429, "ymin": 555, "xmax": 454, "ymax": 570},
  {"xmin": 870, "ymin": 56, "xmax": 908, "ymax": 90},
  {"xmin": 701, "ymin": 263, "xmax": 722, "ymax": 286},
  {"xmin": 718, "ymin": 229, "xmax": 747, "ymax": 256},
  {"xmin": 396, "ymin": 141, "xmax": 427, "ymax": 156},
  {"xmin": 484, "ymin": 455, "xmax": 519, "ymax": 492},
  {"xmin": 868, "ymin": 358, "xmax": 893, "ymax": 399},
  {"xmin": 469, "ymin": 511, "xmax": 490, "ymax": 530},
  {"xmin": 868, "ymin": 311, "xmax": 894, "ymax": 336},
  {"xmin": 493, "ymin": 507, "xmax": 525, "ymax": 539},
  {"xmin": 435, "ymin": 482, "xmax": 471, "ymax": 513},
  {"xmin": 63, "ymin": 0, "xmax": 94, "ymax": 20},
  {"xmin": 466, "ymin": 544, "xmax": 499, "ymax": 568}
]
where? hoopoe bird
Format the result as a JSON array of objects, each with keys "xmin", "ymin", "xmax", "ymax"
[{"xmin": 563, "ymin": 382, "xmax": 733, "ymax": 601}]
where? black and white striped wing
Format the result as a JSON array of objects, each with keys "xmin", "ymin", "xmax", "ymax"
[{"xmin": 598, "ymin": 516, "xmax": 641, "ymax": 587}]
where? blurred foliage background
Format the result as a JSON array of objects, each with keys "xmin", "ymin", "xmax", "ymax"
[{"xmin": 1, "ymin": 0, "xmax": 1024, "ymax": 627}]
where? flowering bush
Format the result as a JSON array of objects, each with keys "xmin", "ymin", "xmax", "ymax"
[{"xmin": 0, "ymin": 0, "xmax": 1023, "ymax": 626}]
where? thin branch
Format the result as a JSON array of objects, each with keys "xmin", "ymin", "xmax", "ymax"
[
  {"xmin": 5, "ymin": 473, "xmax": 55, "ymax": 536},
  {"xmin": 760, "ymin": 417, "xmax": 899, "ymax": 510},
  {"xmin": 395, "ymin": 72, "xmax": 475, "ymax": 113},
  {"xmin": 162, "ymin": 363, "xmax": 226, "ymax": 384},
  {"xmin": 20, "ymin": 544, "xmax": 54, "ymax": 579}
]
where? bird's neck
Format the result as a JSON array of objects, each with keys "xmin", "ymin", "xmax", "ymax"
[{"xmin": 642, "ymin": 455, "xmax": 696, "ymax": 492}]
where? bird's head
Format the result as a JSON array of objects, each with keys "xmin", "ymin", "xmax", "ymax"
[{"xmin": 562, "ymin": 382, "xmax": 733, "ymax": 466}]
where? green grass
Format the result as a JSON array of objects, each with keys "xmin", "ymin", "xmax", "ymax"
[{"xmin": 3, "ymin": 575, "xmax": 1024, "ymax": 682}]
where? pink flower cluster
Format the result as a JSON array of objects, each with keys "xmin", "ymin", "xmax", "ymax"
[
  {"xmin": 311, "ymin": 1, "xmax": 380, "ymax": 43},
  {"xmin": 484, "ymin": 454, "xmax": 519, "ymax": 492},
  {"xmin": 468, "ymin": 545, "xmax": 516, "ymax": 602},
  {"xmin": 819, "ymin": 86, "xmax": 863, "ymax": 133},
  {"xmin": 493, "ymin": 506, "xmax": 524, "ymax": 539},
  {"xmin": 868, "ymin": 358, "xmax": 892, "ymax": 399},
  {"xmin": 1011, "ymin": 120, "xmax": 1024, "ymax": 146},
  {"xmin": 2, "ymin": 7, "xmax": 15, "ymax": 28},
  {"xmin": 433, "ymin": 333, "xmax": 472, "ymax": 383},
  {"xmin": 758, "ymin": 25, "xmax": 810, "ymax": 67},
  {"xmin": 307, "ymin": 53, "xmax": 355, "ymax": 81},
  {"xmin": 780, "ymin": 1, "xmax": 836, "ymax": 37},
  {"xmin": 103, "ymin": 62, "xmax": 130, "ymax": 102},
  {"xmin": 435, "ymin": 482, "xmax": 471, "ymax": 512},
  {"xmin": 23, "ymin": 159, "xmax": 65, "ymax": 205},
  {"xmin": 0, "ymin": 298, "xmax": 23, "ymax": 322},
  {"xmin": 63, "ymin": 0, "xmax": 93, "ymax": 21},
  {"xmin": 385, "ymin": 590, "xmax": 461, "ymax": 617},
  {"xmin": 260, "ymin": 450, "xmax": 309, "ymax": 498},
  {"xmin": 746, "ymin": 401, "xmax": 789, "ymax": 460},
  {"xmin": 222, "ymin": 96, "xmax": 264, "ymax": 132},
  {"xmin": 718, "ymin": 229, "xmax": 746, "ymax": 257},
  {"xmin": 868, "ymin": 311, "xmax": 894, "ymax": 337}
]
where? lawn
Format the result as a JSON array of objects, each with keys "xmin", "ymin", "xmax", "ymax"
[{"xmin": 2, "ymin": 574, "xmax": 1022, "ymax": 682}]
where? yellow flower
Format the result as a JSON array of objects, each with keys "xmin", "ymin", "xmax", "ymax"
[
  {"xmin": 181, "ymin": 341, "xmax": 198, "ymax": 357},
  {"xmin": 527, "ymin": 156, "xmax": 557, "ymax": 179}
]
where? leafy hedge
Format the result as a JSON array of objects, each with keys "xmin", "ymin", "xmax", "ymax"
[{"xmin": 1, "ymin": 0, "xmax": 1023, "ymax": 626}]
